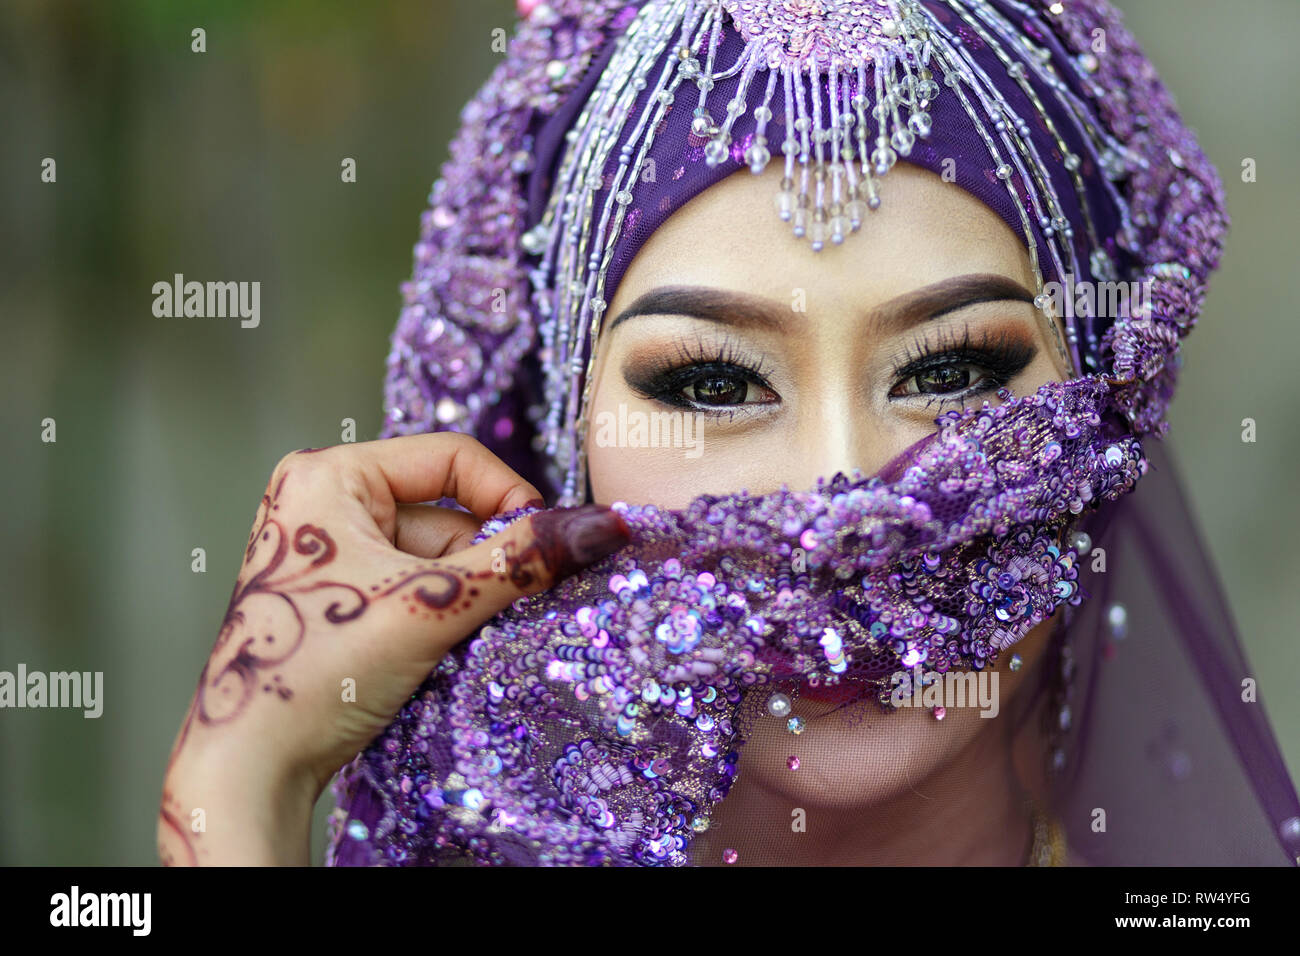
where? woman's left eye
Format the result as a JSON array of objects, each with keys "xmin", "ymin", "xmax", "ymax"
[
  {"xmin": 889, "ymin": 334, "xmax": 1037, "ymax": 404},
  {"xmin": 893, "ymin": 361, "xmax": 990, "ymax": 398}
]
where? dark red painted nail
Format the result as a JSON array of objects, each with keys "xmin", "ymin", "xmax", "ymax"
[{"xmin": 529, "ymin": 505, "xmax": 631, "ymax": 581}]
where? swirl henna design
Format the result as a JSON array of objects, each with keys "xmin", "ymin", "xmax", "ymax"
[
  {"xmin": 160, "ymin": 476, "xmax": 629, "ymax": 864},
  {"xmin": 158, "ymin": 790, "xmax": 197, "ymax": 867}
]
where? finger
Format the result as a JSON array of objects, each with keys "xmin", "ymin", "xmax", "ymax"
[
  {"xmin": 425, "ymin": 506, "xmax": 631, "ymax": 642},
  {"xmin": 393, "ymin": 504, "xmax": 483, "ymax": 559},
  {"xmin": 339, "ymin": 432, "xmax": 546, "ymax": 521}
]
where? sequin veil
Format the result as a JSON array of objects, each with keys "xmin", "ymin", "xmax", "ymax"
[{"xmin": 325, "ymin": 0, "xmax": 1300, "ymax": 865}]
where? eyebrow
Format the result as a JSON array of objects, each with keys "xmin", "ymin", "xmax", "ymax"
[{"xmin": 606, "ymin": 274, "xmax": 1036, "ymax": 336}]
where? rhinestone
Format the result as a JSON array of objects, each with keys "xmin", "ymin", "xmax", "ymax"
[
  {"xmin": 996, "ymin": 164, "xmax": 1013, "ymax": 179},
  {"xmin": 1009, "ymin": 654, "xmax": 1022, "ymax": 671},
  {"xmin": 722, "ymin": 847, "xmax": 738, "ymax": 864},
  {"xmin": 545, "ymin": 59, "xmax": 567, "ymax": 82},
  {"xmin": 786, "ymin": 715, "xmax": 806, "ymax": 734},
  {"xmin": 787, "ymin": 755, "xmax": 800, "ymax": 770},
  {"xmin": 691, "ymin": 815, "xmax": 710, "ymax": 833},
  {"xmin": 890, "ymin": 128, "xmax": 915, "ymax": 155}
]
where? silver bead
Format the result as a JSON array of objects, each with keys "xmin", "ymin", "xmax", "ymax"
[
  {"xmin": 766, "ymin": 692, "xmax": 792, "ymax": 718},
  {"xmin": 1068, "ymin": 530, "xmax": 1092, "ymax": 555}
]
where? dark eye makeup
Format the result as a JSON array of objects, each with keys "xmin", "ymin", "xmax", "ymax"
[
  {"xmin": 888, "ymin": 323, "xmax": 1038, "ymax": 407},
  {"xmin": 622, "ymin": 336, "xmax": 778, "ymax": 413},
  {"xmin": 620, "ymin": 322, "xmax": 1038, "ymax": 415}
]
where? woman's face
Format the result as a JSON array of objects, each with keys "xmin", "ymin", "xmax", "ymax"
[
  {"xmin": 582, "ymin": 161, "xmax": 1071, "ymax": 829},
  {"xmin": 585, "ymin": 160, "xmax": 1071, "ymax": 507}
]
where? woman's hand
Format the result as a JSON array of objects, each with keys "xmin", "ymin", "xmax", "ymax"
[{"xmin": 157, "ymin": 433, "xmax": 630, "ymax": 865}]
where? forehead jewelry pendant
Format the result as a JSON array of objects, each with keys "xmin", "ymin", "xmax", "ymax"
[{"xmin": 688, "ymin": 0, "xmax": 938, "ymax": 249}]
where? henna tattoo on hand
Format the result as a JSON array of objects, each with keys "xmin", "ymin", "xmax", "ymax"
[
  {"xmin": 160, "ymin": 477, "xmax": 628, "ymax": 865},
  {"xmin": 494, "ymin": 505, "xmax": 631, "ymax": 590}
]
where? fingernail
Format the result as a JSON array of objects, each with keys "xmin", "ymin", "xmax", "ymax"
[
  {"xmin": 531, "ymin": 505, "xmax": 631, "ymax": 581},
  {"xmin": 522, "ymin": 497, "xmax": 547, "ymax": 510}
]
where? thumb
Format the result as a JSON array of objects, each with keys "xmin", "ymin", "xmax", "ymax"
[{"xmin": 453, "ymin": 504, "xmax": 632, "ymax": 617}]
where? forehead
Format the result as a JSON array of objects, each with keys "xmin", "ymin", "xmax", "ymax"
[{"xmin": 607, "ymin": 161, "xmax": 1035, "ymax": 312}]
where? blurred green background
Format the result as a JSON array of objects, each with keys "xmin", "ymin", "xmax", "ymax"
[{"xmin": 1, "ymin": 0, "xmax": 1296, "ymax": 865}]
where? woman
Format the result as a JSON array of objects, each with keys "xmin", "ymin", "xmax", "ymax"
[{"xmin": 158, "ymin": 0, "xmax": 1300, "ymax": 866}]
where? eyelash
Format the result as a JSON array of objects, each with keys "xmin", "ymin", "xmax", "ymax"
[
  {"xmin": 624, "ymin": 337, "xmax": 777, "ymax": 417},
  {"xmin": 888, "ymin": 324, "xmax": 1037, "ymax": 407},
  {"xmin": 624, "ymin": 325, "xmax": 1036, "ymax": 415}
]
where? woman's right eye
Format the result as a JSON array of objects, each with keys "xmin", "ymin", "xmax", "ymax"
[
  {"xmin": 681, "ymin": 371, "xmax": 766, "ymax": 407},
  {"xmin": 626, "ymin": 361, "xmax": 779, "ymax": 412}
]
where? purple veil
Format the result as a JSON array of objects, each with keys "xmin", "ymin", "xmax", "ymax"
[{"xmin": 325, "ymin": 0, "xmax": 1300, "ymax": 865}]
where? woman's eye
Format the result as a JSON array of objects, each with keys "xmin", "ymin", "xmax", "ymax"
[
  {"xmin": 895, "ymin": 362, "xmax": 989, "ymax": 398},
  {"xmin": 685, "ymin": 373, "xmax": 755, "ymax": 406}
]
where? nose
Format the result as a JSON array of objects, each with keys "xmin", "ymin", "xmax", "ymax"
[{"xmin": 787, "ymin": 394, "xmax": 888, "ymax": 488}]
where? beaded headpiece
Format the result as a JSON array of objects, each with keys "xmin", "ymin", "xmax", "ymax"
[
  {"xmin": 380, "ymin": 0, "xmax": 1224, "ymax": 506},
  {"xmin": 326, "ymin": 1, "xmax": 1300, "ymax": 868}
]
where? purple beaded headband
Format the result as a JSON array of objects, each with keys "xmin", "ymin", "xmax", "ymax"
[{"xmin": 379, "ymin": 0, "xmax": 1225, "ymax": 506}]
